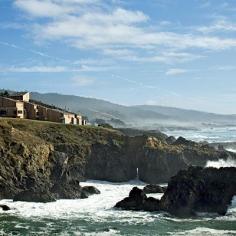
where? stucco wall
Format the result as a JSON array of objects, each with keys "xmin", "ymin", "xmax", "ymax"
[{"xmin": 0, "ymin": 97, "xmax": 25, "ymax": 118}]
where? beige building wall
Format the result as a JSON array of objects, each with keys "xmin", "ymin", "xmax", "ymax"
[
  {"xmin": 76, "ymin": 115, "xmax": 83, "ymax": 125},
  {"xmin": 24, "ymin": 102, "xmax": 38, "ymax": 119},
  {"xmin": 37, "ymin": 105, "xmax": 48, "ymax": 121},
  {"xmin": 15, "ymin": 102, "xmax": 25, "ymax": 118},
  {"xmin": 63, "ymin": 113, "xmax": 77, "ymax": 124},
  {"xmin": 9, "ymin": 92, "xmax": 30, "ymax": 102},
  {"xmin": 82, "ymin": 119, "xmax": 87, "ymax": 126},
  {"xmin": 46, "ymin": 109, "xmax": 64, "ymax": 123},
  {"xmin": 0, "ymin": 95, "xmax": 86, "ymax": 125},
  {"xmin": 0, "ymin": 97, "xmax": 25, "ymax": 118}
]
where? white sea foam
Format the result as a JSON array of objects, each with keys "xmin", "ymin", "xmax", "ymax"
[
  {"xmin": 206, "ymin": 159, "xmax": 236, "ymax": 168},
  {"xmin": 0, "ymin": 180, "xmax": 163, "ymax": 224},
  {"xmin": 173, "ymin": 227, "xmax": 236, "ymax": 235},
  {"xmin": 165, "ymin": 126, "xmax": 236, "ymax": 143},
  {"xmin": 0, "ymin": 180, "xmax": 235, "ymax": 235},
  {"xmin": 226, "ymin": 148, "xmax": 236, "ymax": 153}
]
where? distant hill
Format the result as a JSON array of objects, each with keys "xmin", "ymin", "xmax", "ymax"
[{"xmin": 30, "ymin": 92, "xmax": 236, "ymax": 129}]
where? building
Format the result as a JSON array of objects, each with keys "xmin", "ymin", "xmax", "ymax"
[
  {"xmin": 0, "ymin": 92, "xmax": 87, "ymax": 125},
  {"xmin": 0, "ymin": 96, "xmax": 25, "ymax": 119},
  {"xmin": 9, "ymin": 92, "xmax": 30, "ymax": 102}
]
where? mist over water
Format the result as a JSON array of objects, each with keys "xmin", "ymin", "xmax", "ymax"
[{"xmin": 164, "ymin": 126, "xmax": 236, "ymax": 143}]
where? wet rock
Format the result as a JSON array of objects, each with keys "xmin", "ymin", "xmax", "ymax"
[
  {"xmin": 13, "ymin": 189, "xmax": 56, "ymax": 203},
  {"xmin": 115, "ymin": 167, "xmax": 236, "ymax": 217},
  {"xmin": 218, "ymin": 145, "xmax": 225, "ymax": 151},
  {"xmin": 173, "ymin": 137, "xmax": 195, "ymax": 146},
  {"xmin": 162, "ymin": 186, "xmax": 167, "ymax": 192},
  {"xmin": 115, "ymin": 187, "xmax": 160, "ymax": 211},
  {"xmin": 160, "ymin": 166, "xmax": 236, "ymax": 217},
  {"xmin": 51, "ymin": 179, "xmax": 84, "ymax": 199},
  {"xmin": 166, "ymin": 136, "xmax": 176, "ymax": 145},
  {"xmin": 143, "ymin": 184, "xmax": 165, "ymax": 194},
  {"xmin": 0, "ymin": 204, "xmax": 10, "ymax": 211},
  {"xmin": 82, "ymin": 186, "xmax": 100, "ymax": 196}
]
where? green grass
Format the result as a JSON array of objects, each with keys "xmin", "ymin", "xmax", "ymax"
[{"xmin": 0, "ymin": 117, "xmax": 124, "ymax": 147}]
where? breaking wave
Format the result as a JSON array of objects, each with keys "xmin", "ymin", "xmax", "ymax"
[{"xmin": 206, "ymin": 159, "xmax": 236, "ymax": 168}]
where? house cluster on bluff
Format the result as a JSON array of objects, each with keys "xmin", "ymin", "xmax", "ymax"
[{"xmin": 0, "ymin": 92, "xmax": 86, "ymax": 125}]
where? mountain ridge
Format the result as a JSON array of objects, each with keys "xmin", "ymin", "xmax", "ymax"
[{"xmin": 30, "ymin": 92, "xmax": 236, "ymax": 128}]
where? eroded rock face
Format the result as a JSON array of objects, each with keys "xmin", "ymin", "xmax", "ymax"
[
  {"xmin": 160, "ymin": 166, "xmax": 236, "ymax": 217},
  {"xmin": 115, "ymin": 167, "xmax": 236, "ymax": 217},
  {"xmin": 0, "ymin": 119, "xmax": 236, "ymax": 202},
  {"xmin": 143, "ymin": 184, "xmax": 165, "ymax": 194},
  {"xmin": 13, "ymin": 189, "xmax": 56, "ymax": 203},
  {"xmin": 85, "ymin": 139, "xmax": 137, "ymax": 182}
]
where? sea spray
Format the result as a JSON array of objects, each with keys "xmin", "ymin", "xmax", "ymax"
[
  {"xmin": 206, "ymin": 159, "xmax": 236, "ymax": 168},
  {"xmin": 226, "ymin": 148, "xmax": 236, "ymax": 153},
  {"xmin": 136, "ymin": 168, "xmax": 139, "ymax": 181}
]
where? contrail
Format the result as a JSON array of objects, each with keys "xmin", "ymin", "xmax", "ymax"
[{"xmin": 0, "ymin": 41, "xmax": 70, "ymax": 63}]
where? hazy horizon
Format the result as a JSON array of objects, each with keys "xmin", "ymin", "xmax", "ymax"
[
  {"xmin": 0, "ymin": 0, "xmax": 236, "ymax": 114},
  {"xmin": 2, "ymin": 88, "xmax": 235, "ymax": 116}
]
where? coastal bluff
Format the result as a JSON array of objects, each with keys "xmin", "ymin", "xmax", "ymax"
[{"xmin": 0, "ymin": 118, "xmax": 235, "ymax": 200}]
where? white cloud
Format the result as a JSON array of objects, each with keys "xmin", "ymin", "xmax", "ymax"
[
  {"xmin": 103, "ymin": 49, "xmax": 202, "ymax": 64},
  {"xmin": 72, "ymin": 76, "xmax": 95, "ymax": 86},
  {"xmin": 0, "ymin": 66, "xmax": 67, "ymax": 73},
  {"xmin": 13, "ymin": 0, "xmax": 236, "ymax": 65},
  {"xmin": 0, "ymin": 64, "xmax": 113, "ymax": 73},
  {"xmin": 198, "ymin": 20, "xmax": 236, "ymax": 33},
  {"xmin": 14, "ymin": 0, "xmax": 100, "ymax": 18},
  {"xmin": 31, "ymin": 13, "xmax": 236, "ymax": 52},
  {"xmin": 14, "ymin": 0, "xmax": 73, "ymax": 18},
  {"xmin": 166, "ymin": 68, "xmax": 187, "ymax": 76}
]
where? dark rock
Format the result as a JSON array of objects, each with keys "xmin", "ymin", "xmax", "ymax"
[
  {"xmin": 173, "ymin": 137, "xmax": 195, "ymax": 146},
  {"xmin": 137, "ymin": 149, "xmax": 188, "ymax": 183},
  {"xmin": 218, "ymin": 145, "xmax": 225, "ymax": 151},
  {"xmin": 51, "ymin": 179, "xmax": 84, "ymax": 199},
  {"xmin": 129, "ymin": 187, "xmax": 146, "ymax": 200},
  {"xmin": 143, "ymin": 184, "xmax": 164, "ymax": 194},
  {"xmin": 13, "ymin": 189, "xmax": 56, "ymax": 203},
  {"xmin": 162, "ymin": 186, "xmax": 167, "ymax": 192},
  {"xmin": 1, "ymin": 119, "xmax": 236, "ymax": 201},
  {"xmin": 115, "ymin": 187, "xmax": 160, "ymax": 211},
  {"xmin": 115, "ymin": 167, "xmax": 236, "ymax": 217},
  {"xmin": 166, "ymin": 136, "xmax": 176, "ymax": 144},
  {"xmin": 160, "ymin": 166, "xmax": 236, "ymax": 217},
  {"xmin": 82, "ymin": 186, "xmax": 100, "ymax": 196},
  {"xmin": 85, "ymin": 141, "xmax": 137, "ymax": 182},
  {"xmin": 0, "ymin": 204, "xmax": 10, "ymax": 211},
  {"xmin": 115, "ymin": 187, "xmax": 147, "ymax": 210}
]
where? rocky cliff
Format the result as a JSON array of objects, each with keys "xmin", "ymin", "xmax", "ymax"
[
  {"xmin": 115, "ymin": 166, "xmax": 236, "ymax": 217},
  {"xmin": 0, "ymin": 118, "xmax": 235, "ymax": 200}
]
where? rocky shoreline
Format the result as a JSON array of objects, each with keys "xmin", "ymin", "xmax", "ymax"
[
  {"xmin": 115, "ymin": 166, "xmax": 236, "ymax": 217},
  {"xmin": 0, "ymin": 118, "xmax": 235, "ymax": 203}
]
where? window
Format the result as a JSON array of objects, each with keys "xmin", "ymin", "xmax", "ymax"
[{"xmin": 0, "ymin": 110, "xmax": 6, "ymax": 115}]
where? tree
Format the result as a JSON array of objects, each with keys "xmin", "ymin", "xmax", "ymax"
[{"xmin": 0, "ymin": 90, "xmax": 9, "ymax": 97}]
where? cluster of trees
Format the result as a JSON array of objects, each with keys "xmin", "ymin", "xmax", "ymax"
[{"xmin": 0, "ymin": 91, "xmax": 9, "ymax": 97}]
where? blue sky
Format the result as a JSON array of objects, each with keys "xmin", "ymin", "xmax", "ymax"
[{"xmin": 0, "ymin": 0, "xmax": 236, "ymax": 114}]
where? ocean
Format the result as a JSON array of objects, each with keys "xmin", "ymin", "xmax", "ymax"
[{"xmin": 0, "ymin": 127, "xmax": 236, "ymax": 235}]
